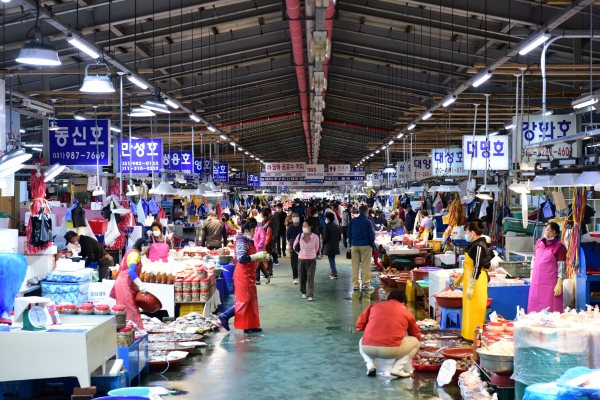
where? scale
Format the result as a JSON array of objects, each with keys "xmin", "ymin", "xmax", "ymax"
[{"xmin": 13, "ymin": 297, "xmax": 52, "ymax": 331}]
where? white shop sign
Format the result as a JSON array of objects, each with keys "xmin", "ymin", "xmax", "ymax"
[
  {"xmin": 431, "ymin": 147, "xmax": 467, "ymax": 177},
  {"xmin": 305, "ymin": 164, "xmax": 325, "ymax": 184},
  {"xmin": 462, "ymin": 135, "xmax": 509, "ymax": 171},
  {"xmin": 396, "ymin": 156, "xmax": 431, "ymax": 182}
]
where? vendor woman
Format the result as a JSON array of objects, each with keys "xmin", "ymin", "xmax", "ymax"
[
  {"xmin": 527, "ymin": 222, "xmax": 566, "ymax": 313},
  {"xmin": 218, "ymin": 218, "xmax": 268, "ymax": 333},
  {"xmin": 418, "ymin": 211, "xmax": 433, "ymax": 241},
  {"xmin": 147, "ymin": 221, "xmax": 171, "ymax": 262},
  {"xmin": 110, "ymin": 238, "xmax": 149, "ymax": 329},
  {"xmin": 450, "ymin": 221, "xmax": 491, "ymax": 340}
]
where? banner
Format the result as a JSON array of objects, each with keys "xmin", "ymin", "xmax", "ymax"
[
  {"xmin": 305, "ymin": 164, "xmax": 325, "ymax": 184},
  {"xmin": 213, "ymin": 163, "xmax": 229, "ymax": 183},
  {"xmin": 514, "ymin": 114, "xmax": 579, "ymax": 165},
  {"xmin": 260, "ymin": 162, "xmax": 305, "ymax": 187},
  {"xmin": 194, "ymin": 158, "xmax": 212, "ymax": 180},
  {"xmin": 431, "ymin": 148, "xmax": 467, "ymax": 177},
  {"xmin": 324, "ymin": 166, "xmax": 365, "ymax": 186},
  {"xmin": 463, "ymin": 135, "xmax": 509, "ymax": 170},
  {"xmin": 163, "ymin": 151, "xmax": 193, "ymax": 173},
  {"xmin": 117, "ymin": 138, "xmax": 162, "ymax": 173},
  {"xmin": 50, "ymin": 119, "xmax": 111, "ymax": 166}
]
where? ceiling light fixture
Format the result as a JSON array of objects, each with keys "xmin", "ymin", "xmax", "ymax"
[
  {"xmin": 489, "ymin": 131, "xmax": 499, "ymax": 136},
  {"xmin": 127, "ymin": 73, "xmax": 148, "ymax": 89},
  {"xmin": 219, "ymin": 134, "xmax": 227, "ymax": 140},
  {"xmin": 43, "ymin": 163, "xmax": 67, "ymax": 182},
  {"xmin": 155, "ymin": 174, "xmax": 178, "ymax": 195},
  {"xmin": 16, "ymin": 21, "xmax": 61, "ymax": 66},
  {"xmin": 472, "ymin": 71, "xmax": 492, "ymax": 87},
  {"xmin": 519, "ymin": 33, "xmax": 550, "ymax": 56},
  {"xmin": 505, "ymin": 123, "xmax": 514, "ymax": 130},
  {"xmin": 66, "ymin": 34, "xmax": 99, "ymax": 59},
  {"xmin": 19, "ymin": 129, "xmax": 25, "ymax": 134},
  {"xmin": 443, "ymin": 95, "xmax": 457, "ymax": 107},
  {"xmin": 129, "ymin": 107, "xmax": 155, "ymax": 117},
  {"xmin": 422, "ymin": 112, "xmax": 432, "ymax": 120},
  {"xmin": 190, "ymin": 114, "xmax": 201, "ymax": 122},
  {"xmin": 164, "ymin": 98, "xmax": 180, "ymax": 109},
  {"xmin": 141, "ymin": 99, "xmax": 171, "ymax": 114},
  {"xmin": 572, "ymin": 94, "xmax": 600, "ymax": 110},
  {"xmin": 80, "ymin": 62, "xmax": 115, "ymax": 93},
  {"xmin": 74, "ymin": 114, "xmax": 86, "ymax": 121},
  {"xmin": 207, "ymin": 126, "xmax": 217, "ymax": 132},
  {"xmin": 110, "ymin": 126, "xmax": 121, "ymax": 133},
  {"xmin": 388, "ymin": 140, "xmax": 394, "ymax": 145},
  {"xmin": 407, "ymin": 123, "xmax": 416, "ymax": 130}
]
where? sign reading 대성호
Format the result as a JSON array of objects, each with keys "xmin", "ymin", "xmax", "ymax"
[
  {"xmin": 431, "ymin": 148, "xmax": 467, "ymax": 176},
  {"xmin": 462, "ymin": 135, "xmax": 509, "ymax": 170},
  {"xmin": 50, "ymin": 119, "xmax": 111, "ymax": 166},
  {"xmin": 117, "ymin": 138, "xmax": 162, "ymax": 173}
]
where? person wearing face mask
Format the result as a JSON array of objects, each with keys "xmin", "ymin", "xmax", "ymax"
[
  {"xmin": 64, "ymin": 231, "xmax": 114, "ymax": 281},
  {"xmin": 273, "ymin": 203, "xmax": 287, "ymax": 258},
  {"xmin": 147, "ymin": 221, "xmax": 171, "ymax": 262},
  {"xmin": 307, "ymin": 209, "xmax": 322, "ymax": 259},
  {"xmin": 287, "ymin": 212, "xmax": 303, "ymax": 284},
  {"xmin": 527, "ymin": 222, "xmax": 567, "ymax": 313},
  {"xmin": 109, "ymin": 238, "xmax": 150, "ymax": 329},
  {"xmin": 293, "ymin": 222, "xmax": 320, "ymax": 301},
  {"xmin": 218, "ymin": 218, "xmax": 269, "ymax": 333},
  {"xmin": 450, "ymin": 221, "xmax": 492, "ymax": 340}
]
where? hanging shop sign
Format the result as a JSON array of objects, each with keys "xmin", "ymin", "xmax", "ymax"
[
  {"xmin": 163, "ymin": 151, "xmax": 193, "ymax": 173},
  {"xmin": 117, "ymin": 138, "xmax": 162, "ymax": 173},
  {"xmin": 513, "ymin": 114, "xmax": 579, "ymax": 165},
  {"xmin": 229, "ymin": 171, "xmax": 246, "ymax": 186},
  {"xmin": 462, "ymin": 135, "xmax": 509, "ymax": 170},
  {"xmin": 260, "ymin": 162, "xmax": 306, "ymax": 187},
  {"xmin": 194, "ymin": 158, "xmax": 212, "ymax": 179},
  {"xmin": 431, "ymin": 148, "xmax": 467, "ymax": 177},
  {"xmin": 378, "ymin": 169, "xmax": 398, "ymax": 185},
  {"xmin": 325, "ymin": 166, "xmax": 365, "ymax": 186},
  {"xmin": 213, "ymin": 163, "xmax": 229, "ymax": 183},
  {"xmin": 305, "ymin": 164, "xmax": 325, "ymax": 184},
  {"xmin": 247, "ymin": 173, "xmax": 261, "ymax": 187},
  {"xmin": 50, "ymin": 119, "xmax": 111, "ymax": 166},
  {"xmin": 396, "ymin": 156, "xmax": 432, "ymax": 182}
]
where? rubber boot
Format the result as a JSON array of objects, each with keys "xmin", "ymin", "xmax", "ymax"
[
  {"xmin": 219, "ymin": 306, "xmax": 235, "ymax": 331},
  {"xmin": 390, "ymin": 356, "xmax": 412, "ymax": 377},
  {"xmin": 373, "ymin": 250, "xmax": 384, "ymax": 271}
]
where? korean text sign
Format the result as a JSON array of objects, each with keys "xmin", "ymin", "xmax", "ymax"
[
  {"xmin": 305, "ymin": 164, "xmax": 325, "ymax": 184},
  {"xmin": 247, "ymin": 173, "xmax": 261, "ymax": 187},
  {"xmin": 163, "ymin": 151, "xmax": 193, "ymax": 173},
  {"xmin": 462, "ymin": 135, "xmax": 509, "ymax": 170},
  {"xmin": 50, "ymin": 119, "xmax": 111, "ymax": 166},
  {"xmin": 261, "ymin": 162, "xmax": 306, "ymax": 187},
  {"xmin": 117, "ymin": 138, "xmax": 162, "ymax": 173},
  {"xmin": 194, "ymin": 158, "xmax": 212, "ymax": 179},
  {"xmin": 229, "ymin": 171, "xmax": 246, "ymax": 186},
  {"xmin": 515, "ymin": 114, "xmax": 578, "ymax": 164},
  {"xmin": 213, "ymin": 163, "xmax": 229, "ymax": 183},
  {"xmin": 324, "ymin": 166, "xmax": 364, "ymax": 185},
  {"xmin": 431, "ymin": 148, "xmax": 467, "ymax": 176},
  {"xmin": 396, "ymin": 156, "xmax": 431, "ymax": 181}
]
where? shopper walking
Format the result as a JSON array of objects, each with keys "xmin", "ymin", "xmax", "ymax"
[
  {"xmin": 293, "ymin": 221, "xmax": 320, "ymax": 301},
  {"xmin": 347, "ymin": 205, "xmax": 376, "ymax": 291},
  {"xmin": 357, "ymin": 290, "xmax": 422, "ymax": 377},
  {"xmin": 341, "ymin": 205, "xmax": 352, "ymax": 248},
  {"xmin": 218, "ymin": 219, "xmax": 269, "ymax": 333},
  {"xmin": 322, "ymin": 212, "xmax": 341, "ymax": 279},
  {"xmin": 404, "ymin": 205, "xmax": 417, "ymax": 233},
  {"xmin": 387, "ymin": 212, "xmax": 404, "ymax": 237},
  {"xmin": 253, "ymin": 214, "xmax": 271, "ymax": 285},
  {"xmin": 261, "ymin": 209, "xmax": 276, "ymax": 274},
  {"xmin": 202, "ymin": 212, "xmax": 228, "ymax": 249},
  {"xmin": 287, "ymin": 212, "xmax": 303, "ymax": 285},
  {"xmin": 273, "ymin": 203, "xmax": 287, "ymax": 257}
]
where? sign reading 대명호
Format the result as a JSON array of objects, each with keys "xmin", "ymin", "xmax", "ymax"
[{"xmin": 462, "ymin": 135, "xmax": 509, "ymax": 170}]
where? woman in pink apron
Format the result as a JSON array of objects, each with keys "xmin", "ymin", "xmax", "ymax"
[
  {"xmin": 527, "ymin": 222, "xmax": 567, "ymax": 313},
  {"xmin": 110, "ymin": 238, "xmax": 150, "ymax": 329},
  {"xmin": 147, "ymin": 221, "xmax": 170, "ymax": 262}
]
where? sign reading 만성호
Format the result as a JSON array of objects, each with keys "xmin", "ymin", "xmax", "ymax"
[
  {"xmin": 396, "ymin": 156, "xmax": 432, "ymax": 182},
  {"xmin": 513, "ymin": 114, "xmax": 579, "ymax": 165},
  {"xmin": 260, "ymin": 162, "xmax": 306, "ymax": 187},
  {"xmin": 229, "ymin": 171, "xmax": 246, "ymax": 186},
  {"xmin": 213, "ymin": 163, "xmax": 229, "ymax": 183},
  {"xmin": 325, "ymin": 166, "xmax": 365, "ymax": 186},
  {"xmin": 431, "ymin": 148, "xmax": 467, "ymax": 177},
  {"xmin": 305, "ymin": 164, "xmax": 325, "ymax": 184},
  {"xmin": 117, "ymin": 138, "xmax": 162, "ymax": 173},
  {"xmin": 50, "ymin": 119, "xmax": 111, "ymax": 166},
  {"xmin": 247, "ymin": 173, "xmax": 260, "ymax": 187},
  {"xmin": 462, "ymin": 135, "xmax": 509, "ymax": 170}
]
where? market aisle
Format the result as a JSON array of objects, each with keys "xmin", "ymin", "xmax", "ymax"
[{"xmin": 145, "ymin": 251, "xmax": 460, "ymax": 400}]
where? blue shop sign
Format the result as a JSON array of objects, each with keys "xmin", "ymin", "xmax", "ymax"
[
  {"xmin": 50, "ymin": 119, "xmax": 111, "ymax": 166},
  {"xmin": 117, "ymin": 138, "xmax": 162, "ymax": 173}
]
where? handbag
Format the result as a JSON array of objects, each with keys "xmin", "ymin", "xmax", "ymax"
[
  {"xmin": 346, "ymin": 248, "xmax": 352, "ymax": 259},
  {"xmin": 294, "ymin": 234, "xmax": 301, "ymax": 253}
]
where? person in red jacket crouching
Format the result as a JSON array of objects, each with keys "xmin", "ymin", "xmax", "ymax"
[{"xmin": 356, "ymin": 290, "xmax": 422, "ymax": 377}]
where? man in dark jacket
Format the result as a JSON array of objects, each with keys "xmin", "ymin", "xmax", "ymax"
[
  {"xmin": 348, "ymin": 205, "xmax": 376, "ymax": 291},
  {"xmin": 64, "ymin": 231, "xmax": 114, "ymax": 281},
  {"xmin": 286, "ymin": 212, "xmax": 303, "ymax": 284},
  {"xmin": 341, "ymin": 205, "xmax": 352, "ymax": 248},
  {"xmin": 405, "ymin": 205, "xmax": 417, "ymax": 233},
  {"xmin": 202, "ymin": 212, "xmax": 228, "ymax": 249},
  {"xmin": 273, "ymin": 203, "xmax": 287, "ymax": 257}
]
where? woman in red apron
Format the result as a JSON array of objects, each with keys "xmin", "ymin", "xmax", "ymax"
[
  {"xmin": 527, "ymin": 222, "xmax": 566, "ymax": 313},
  {"xmin": 110, "ymin": 238, "xmax": 150, "ymax": 329},
  {"xmin": 147, "ymin": 221, "xmax": 170, "ymax": 262},
  {"xmin": 218, "ymin": 218, "xmax": 268, "ymax": 333}
]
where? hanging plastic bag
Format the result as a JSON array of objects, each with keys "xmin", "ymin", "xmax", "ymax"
[
  {"xmin": 30, "ymin": 210, "xmax": 53, "ymax": 247},
  {"xmin": 104, "ymin": 215, "xmax": 120, "ymax": 247},
  {"xmin": 136, "ymin": 200, "xmax": 146, "ymax": 222}
]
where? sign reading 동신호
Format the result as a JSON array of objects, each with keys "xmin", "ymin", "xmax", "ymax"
[
  {"xmin": 260, "ymin": 162, "xmax": 306, "ymax": 187},
  {"xmin": 511, "ymin": 114, "xmax": 580, "ymax": 167},
  {"xmin": 117, "ymin": 138, "xmax": 162, "ymax": 173},
  {"xmin": 462, "ymin": 135, "xmax": 509, "ymax": 170},
  {"xmin": 431, "ymin": 148, "xmax": 468, "ymax": 177},
  {"xmin": 50, "ymin": 119, "xmax": 111, "ymax": 166}
]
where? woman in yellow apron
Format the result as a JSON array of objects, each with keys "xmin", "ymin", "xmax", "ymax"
[{"xmin": 450, "ymin": 221, "xmax": 491, "ymax": 340}]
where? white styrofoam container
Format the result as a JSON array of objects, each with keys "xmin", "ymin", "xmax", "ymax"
[
  {"xmin": 26, "ymin": 254, "xmax": 55, "ymax": 276},
  {"xmin": 0, "ymin": 229, "xmax": 18, "ymax": 253}
]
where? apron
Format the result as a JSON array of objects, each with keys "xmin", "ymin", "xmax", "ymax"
[
  {"xmin": 148, "ymin": 235, "xmax": 170, "ymax": 262},
  {"xmin": 527, "ymin": 238, "xmax": 564, "ymax": 313},
  {"xmin": 233, "ymin": 236, "xmax": 260, "ymax": 330},
  {"xmin": 420, "ymin": 228, "xmax": 432, "ymax": 241},
  {"xmin": 461, "ymin": 249, "xmax": 488, "ymax": 340},
  {"xmin": 109, "ymin": 249, "xmax": 144, "ymax": 329}
]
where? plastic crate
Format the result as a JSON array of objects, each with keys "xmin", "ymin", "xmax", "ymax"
[
  {"xmin": 35, "ymin": 377, "xmax": 79, "ymax": 397},
  {"xmin": 502, "ymin": 218, "xmax": 536, "ymax": 235},
  {"xmin": 498, "ymin": 261, "xmax": 531, "ymax": 278},
  {"xmin": 179, "ymin": 302, "xmax": 205, "ymax": 316},
  {"xmin": 0, "ymin": 380, "xmax": 35, "ymax": 399},
  {"xmin": 91, "ymin": 371, "xmax": 128, "ymax": 394}
]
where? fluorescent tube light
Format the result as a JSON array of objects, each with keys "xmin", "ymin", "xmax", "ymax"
[
  {"xmin": 127, "ymin": 74, "xmax": 148, "ymax": 89},
  {"xmin": 422, "ymin": 112, "xmax": 432, "ymax": 120},
  {"xmin": 443, "ymin": 96, "xmax": 457, "ymax": 107},
  {"xmin": 407, "ymin": 123, "xmax": 416, "ymax": 130},
  {"xmin": 505, "ymin": 123, "xmax": 514, "ymax": 130},
  {"xmin": 489, "ymin": 131, "xmax": 499, "ymax": 136},
  {"xmin": 220, "ymin": 134, "xmax": 227, "ymax": 140},
  {"xmin": 472, "ymin": 71, "xmax": 492, "ymax": 87},
  {"xmin": 519, "ymin": 34, "xmax": 551, "ymax": 56},
  {"xmin": 207, "ymin": 126, "xmax": 217, "ymax": 132},
  {"xmin": 110, "ymin": 126, "xmax": 121, "ymax": 133},
  {"xmin": 164, "ymin": 98, "xmax": 179, "ymax": 109},
  {"xmin": 190, "ymin": 114, "xmax": 201, "ymax": 122},
  {"xmin": 67, "ymin": 34, "xmax": 99, "ymax": 59}
]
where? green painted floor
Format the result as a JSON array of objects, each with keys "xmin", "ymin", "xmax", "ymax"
[{"xmin": 145, "ymin": 252, "xmax": 461, "ymax": 400}]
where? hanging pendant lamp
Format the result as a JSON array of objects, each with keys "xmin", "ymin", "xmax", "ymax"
[
  {"xmin": 156, "ymin": 175, "xmax": 178, "ymax": 195},
  {"xmin": 80, "ymin": 63, "xmax": 115, "ymax": 93},
  {"xmin": 17, "ymin": 26, "xmax": 61, "ymax": 66}
]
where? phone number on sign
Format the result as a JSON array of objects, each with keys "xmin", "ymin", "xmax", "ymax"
[
  {"xmin": 52, "ymin": 152, "xmax": 106, "ymax": 160},
  {"xmin": 523, "ymin": 146, "xmax": 572, "ymax": 157}
]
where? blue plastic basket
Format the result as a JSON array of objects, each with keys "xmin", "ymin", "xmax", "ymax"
[{"xmin": 107, "ymin": 387, "xmax": 154, "ymax": 397}]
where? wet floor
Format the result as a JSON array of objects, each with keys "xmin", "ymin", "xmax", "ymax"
[{"xmin": 144, "ymin": 251, "xmax": 461, "ymax": 400}]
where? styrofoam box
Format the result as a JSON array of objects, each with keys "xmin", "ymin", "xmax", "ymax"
[
  {"xmin": 0, "ymin": 229, "xmax": 18, "ymax": 253},
  {"xmin": 429, "ymin": 269, "xmax": 452, "ymax": 296},
  {"xmin": 434, "ymin": 253, "xmax": 456, "ymax": 267}
]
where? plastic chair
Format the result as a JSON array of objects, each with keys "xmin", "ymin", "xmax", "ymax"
[{"xmin": 440, "ymin": 307, "xmax": 463, "ymax": 330}]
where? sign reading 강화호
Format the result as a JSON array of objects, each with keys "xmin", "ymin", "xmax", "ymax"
[
  {"xmin": 431, "ymin": 148, "xmax": 467, "ymax": 177},
  {"xmin": 462, "ymin": 135, "xmax": 509, "ymax": 170},
  {"xmin": 117, "ymin": 138, "xmax": 162, "ymax": 173},
  {"xmin": 50, "ymin": 119, "xmax": 111, "ymax": 166},
  {"xmin": 514, "ymin": 114, "xmax": 579, "ymax": 165},
  {"xmin": 213, "ymin": 163, "xmax": 229, "ymax": 183},
  {"xmin": 305, "ymin": 164, "xmax": 325, "ymax": 184},
  {"xmin": 260, "ymin": 162, "xmax": 306, "ymax": 187}
]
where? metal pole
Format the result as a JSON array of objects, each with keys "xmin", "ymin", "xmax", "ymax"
[
  {"xmin": 513, "ymin": 74, "xmax": 520, "ymax": 171},
  {"xmin": 119, "ymin": 73, "xmax": 124, "ymax": 200}
]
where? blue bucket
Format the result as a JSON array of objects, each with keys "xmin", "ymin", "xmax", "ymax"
[
  {"xmin": 106, "ymin": 387, "xmax": 157, "ymax": 397},
  {"xmin": 220, "ymin": 263, "xmax": 235, "ymax": 280}
]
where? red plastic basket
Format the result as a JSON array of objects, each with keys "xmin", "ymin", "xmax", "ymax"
[
  {"xmin": 88, "ymin": 218, "xmax": 109, "ymax": 235},
  {"xmin": 411, "ymin": 359, "xmax": 442, "ymax": 372}
]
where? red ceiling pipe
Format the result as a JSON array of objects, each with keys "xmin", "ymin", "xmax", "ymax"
[
  {"xmin": 323, "ymin": 119, "xmax": 391, "ymax": 134},
  {"xmin": 286, "ymin": 0, "xmax": 311, "ymax": 159},
  {"xmin": 217, "ymin": 113, "xmax": 300, "ymax": 129}
]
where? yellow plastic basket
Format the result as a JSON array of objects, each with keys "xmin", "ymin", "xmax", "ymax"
[
  {"xmin": 442, "ymin": 215, "xmax": 450, "ymax": 224},
  {"xmin": 179, "ymin": 303, "xmax": 205, "ymax": 317}
]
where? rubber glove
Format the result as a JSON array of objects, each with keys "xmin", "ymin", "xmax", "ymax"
[
  {"xmin": 250, "ymin": 251, "xmax": 268, "ymax": 261},
  {"xmin": 134, "ymin": 278, "xmax": 147, "ymax": 294},
  {"xmin": 466, "ymin": 279, "xmax": 476, "ymax": 300},
  {"xmin": 449, "ymin": 273, "xmax": 463, "ymax": 291},
  {"xmin": 554, "ymin": 278, "xmax": 563, "ymax": 296}
]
